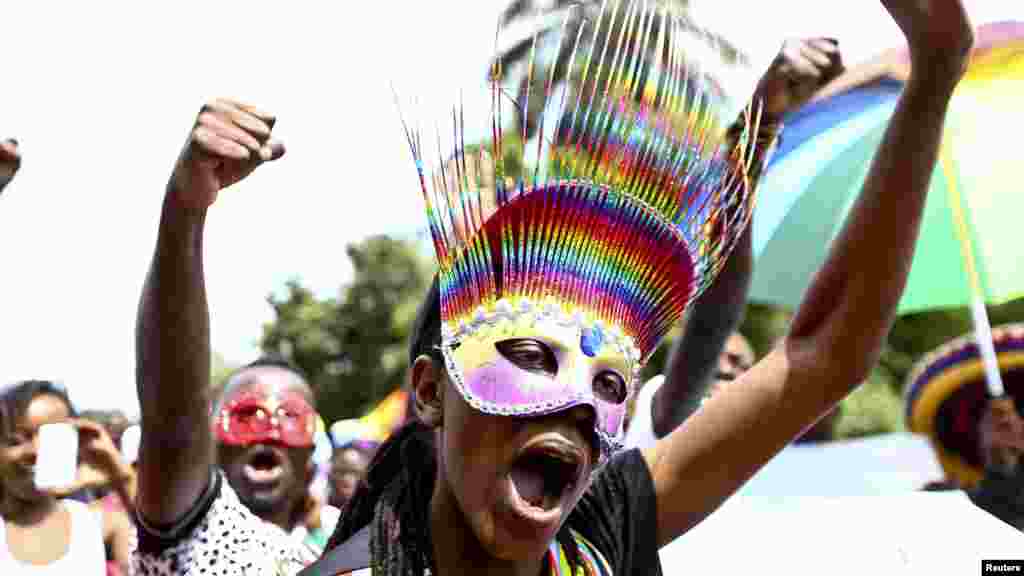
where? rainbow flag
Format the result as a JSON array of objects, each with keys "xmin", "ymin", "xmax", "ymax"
[{"xmin": 360, "ymin": 388, "xmax": 409, "ymax": 442}]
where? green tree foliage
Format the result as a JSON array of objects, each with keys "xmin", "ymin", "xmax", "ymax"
[
  {"xmin": 260, "ymin": 236, "xmax": 431, "ymax": 424},
  {"xmin": 210, "ymin": 351, "xmax": 238, "ymax": 392}
]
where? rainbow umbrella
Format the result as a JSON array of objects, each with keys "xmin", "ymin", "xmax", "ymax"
[{"xmin": 750, "ymin": 21, "xmax": 1024, "ymax": 397}]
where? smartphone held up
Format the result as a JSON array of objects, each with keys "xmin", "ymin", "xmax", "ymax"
[{"xmin": 34, "ymin": 422, "xmax": 79, "ymax": 491}]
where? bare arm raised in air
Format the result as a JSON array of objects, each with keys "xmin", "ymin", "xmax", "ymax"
[
  {"xmin": 644, "ymin": 0, "xmax": 974, "ymax": 547},
  {"xmin": 135, "ymin": 100, "xmax": 285, "ymax": 525}
]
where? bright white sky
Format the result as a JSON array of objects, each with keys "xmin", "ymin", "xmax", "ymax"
[{"xmin": 1, "ymin": 1, "xmax": 1018, "ymax": 418}]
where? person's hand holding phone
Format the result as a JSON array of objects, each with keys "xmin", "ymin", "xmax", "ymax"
[
  {"xmin": 74, "ymin": 419, "xmax": 134, "ymax": 492},
  {"xmin": 45, "ymin": 419, "xmax": 134, "ymax": 497}
]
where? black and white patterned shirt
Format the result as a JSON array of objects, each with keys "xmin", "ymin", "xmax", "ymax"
[{"xmin": 132, "ymin": 470, "xmax": 313, "ymax": 576}]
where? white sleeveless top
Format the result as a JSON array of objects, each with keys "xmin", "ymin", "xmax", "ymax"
[
  {"xmin": 623, "ymin": 375, "xmax": 665, "ymax": 450},
  {"xmin": 0, "ymin": 499, "xmax": 107, "ymax": 576}
]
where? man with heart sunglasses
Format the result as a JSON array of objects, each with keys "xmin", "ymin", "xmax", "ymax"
[
  {"xmin": 212, "ymin": 357, "xmax": 319, "ymax": 525},
  {"xmin": 133, "ymin": 354, "xmax": 339, "ymax": 569}
]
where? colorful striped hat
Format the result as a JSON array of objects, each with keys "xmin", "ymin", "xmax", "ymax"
[{"xmin": 905, "ymin": 323, "xmax": 1024, "ymax": 488}]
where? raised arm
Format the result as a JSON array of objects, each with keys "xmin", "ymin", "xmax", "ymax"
[
  {"xmin": 651, "ymin": 228, "xmax": 751, "ymax": 436},
  {"xmin": 0, "ymin": 138, "xmax": 20, "ymax": 196},
  {"xmin": 652, "ymin": 38, "xmax": 842, "ymax": 436},
  {"xmin": 645, "ymin": 0, "xmax": 973, "ymax": 547},
  {"xmin": 135, "ymin": 99, "xmax": 284, "ymax": 524}
]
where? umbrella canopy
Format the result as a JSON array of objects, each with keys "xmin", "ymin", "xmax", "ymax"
[{"xmin": 749, "ymin": 21, "xmax": 1024, "ymax": 314}]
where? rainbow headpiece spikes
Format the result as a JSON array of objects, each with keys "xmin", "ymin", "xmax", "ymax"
[{"xmin": 398, "ymin": 0, "xmax": 770, "ymax": 454}]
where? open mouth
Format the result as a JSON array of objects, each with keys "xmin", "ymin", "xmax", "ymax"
[
  {"xmin": 508, "ymin": 440, "xmax": 583, "ymax": 515},
  {"xmin": 243, "ymin": 446, "xmax": 285, "ymax": 485}
]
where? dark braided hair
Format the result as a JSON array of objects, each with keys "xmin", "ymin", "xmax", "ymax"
[
  {"xmin": 324, "ymin": 276, "xmax": 582, "ymax": 573},
  {"xmin": 324, "ymin": 278, "xmax": 442, "ymax": 572}
]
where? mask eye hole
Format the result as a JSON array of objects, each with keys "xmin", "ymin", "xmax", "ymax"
[
  {"xmin": 495, "ymin": 339, "xmax": 558, "ymax": 376},
  {"xmin": 593, "ymin": 370, "xmax": 627, "ymax": 405}
]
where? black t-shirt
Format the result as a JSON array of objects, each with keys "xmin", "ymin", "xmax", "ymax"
[
  {"xmin": 303, "ymin": 446, "xmax": 662, "ymax": 576},
  {"xmin": 968, "ymin": 469, "xmax": 1024, "ymax": 532},
  {"xmin": 567, "ymin": 447, "xmax": 662, "ymax": 575}
]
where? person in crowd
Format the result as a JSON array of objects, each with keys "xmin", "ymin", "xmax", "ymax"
[
  {"xmin": 0, "ymin": 380, "xmax": 135, "ymax": 574},
  {"xmin": 79, "ymin": 412, "xmax": 138, "ymax": 576},
  {"xmin": 640, "ymin": 327, "xmax": 840, "ymax": 446},
  {"xmin": 79, "ymin": 411, "xmax": 132, "ymax": 453},
  {"xmin": 328, "ymin": 437, "xmax": 378, "ymax": 511},
  {"xmin": 0, "ymin": 138, "xmax": 20, "ymax": 196},
  {"xmin": 216, "ymin": 357, "xmax": 343, "ymax": 557},
  {"xmin": 132, "ymin": 1, "xmax": 972, "ymax": 574},
  {"xmin": 626, "ymin": 37, "xmax": 845, "ymax": 449},
  {"xmin": 970, "ymin": 396, "xmax": 1024, "ymax": 530},
  {"xmin": 626, "ymin": 331, "xmax": 755, "ymax": 448},
  {"xmin": 906, "ymin": 323, "xmax": 1024, "ymax": 530},
  {"xmin": 133, "ymin": 347, "xmax": 341, "ymax": 570}
]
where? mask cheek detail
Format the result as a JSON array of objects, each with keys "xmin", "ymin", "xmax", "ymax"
[
  {"xmin": 462, "ymin": 356, "xmax": 576, "ymax": 406},
  {"xmin": 599, "ymin": 402, "xmax": 626, "ymax": 437}
]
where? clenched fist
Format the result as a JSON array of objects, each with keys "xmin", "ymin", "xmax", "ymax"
[
  {"xmin": 755, "ymin": 38, "xmax": 844, "ymax": 121},
  {"xmin": 0, "ymin": 138, "xmax": 20, "ymax": 196},
  {"xmin": 169, "ymin": 99, "xmax": 285, "ymax": 209}
]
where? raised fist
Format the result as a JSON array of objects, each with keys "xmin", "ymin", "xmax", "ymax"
[
  {"xmin": 880, "ymin": 0, "xmax": 973, "ymax": 86},
  {"xmin": 169, "ymin": 99, "xmax": 285, "ymax": 209},
  {"xmin": 755, "ymin": 38, "xmax": 844, "ymax": 120},
  {"xmin": 0, "ymin": 138, "xmax": 21, "ymax": 196}
]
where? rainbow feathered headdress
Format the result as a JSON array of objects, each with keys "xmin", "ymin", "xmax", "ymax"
[{"xmin": 398, "ymin": 0, "xmax": 770, "ymax": 437}]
